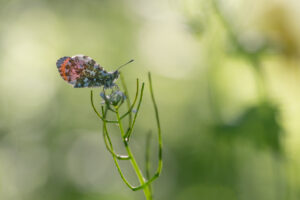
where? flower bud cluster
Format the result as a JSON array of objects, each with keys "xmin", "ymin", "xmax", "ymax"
[{"xmin": 100, "ymin": 88, "xmax": 126, "ymax": 106}]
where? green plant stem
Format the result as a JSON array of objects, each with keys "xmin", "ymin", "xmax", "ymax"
[
  {"xmin": 91, "ymin": 74, "xmax": 162, "ymax": 199},
  {"xmin": 120, "ymin": 73, "xmax": 132, "ymax": 127},
  {"xmin": 124, "ymin": 83, "xmax": 145, "ymax": 139},
  {"xmin": 101, "ymin": 107, "xmax": 130, "ymax": 160},
  {"xmin": 101, "ymin": 109, "xmax": 154, "ymax": 192},
  {"xmin": 145, "ymin": 131, "xmax": 152, "ymax": 197},
  {"xmin": 91, "ymin": 90, "xmax": 130, "ymax": 159},
  {"xmin": 148, "ymin": 72, "xmax": 163, "ymax": 179},
  {"xmin": 93, "ymin": 91, "xmax": 155, "ymax": 193},
  {"xmin": 101, "ymin": 108, "xmax": 135, "ymax": 189},
  {"xmin": 90, "ymin": 90, "xmax": 118, "ymax": 123},
  {"xmin": 120, "ymin": 79, "xmax": 140, "ymax": 120},
  {"xmin": 116, "ymin": 108, "xmax": 152, "ymax": 200}
]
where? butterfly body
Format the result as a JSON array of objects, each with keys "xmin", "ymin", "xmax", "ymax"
[{"xmin": 56, "ymin": 55, "xmax": 119, "ymax": 88}]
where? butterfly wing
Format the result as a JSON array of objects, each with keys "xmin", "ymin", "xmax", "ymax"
[
  {"xmin": 56, "ymin": 55, "xmax": 106, "ymax": 88},
  {"xmin": 56, "ymin": 56, "xmax": 71, "ymax": 82}
]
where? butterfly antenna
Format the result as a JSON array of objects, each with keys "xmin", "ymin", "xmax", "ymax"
[{"xmin": 116, "ymin": 59, "xmax": 134, "ymax": 71}]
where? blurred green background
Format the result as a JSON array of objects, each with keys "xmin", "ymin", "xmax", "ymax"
[{"xmin": 1, "ymin": 0, "xmax": 300, "ymax": 199}]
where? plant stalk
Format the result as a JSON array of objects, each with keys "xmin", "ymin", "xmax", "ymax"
[{"xmin": 116, "ymin": 109, "xmax": 152, "ymax": 200}]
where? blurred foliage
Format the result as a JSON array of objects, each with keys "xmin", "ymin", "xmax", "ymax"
[
  {"xmin": 1, "ymin": 0, "xmax": 300, "ymax": 200},
  {"xmin": 214, "ymin": 102, "xmax": 282, "ymax": 152}
]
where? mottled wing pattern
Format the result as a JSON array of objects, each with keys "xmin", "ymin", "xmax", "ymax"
[
  {"xmin": 56, "ymin": 56, "xmax": 71, "ymax": 81},
  {"xmin": 56, "ymin": 55, "xmax": 119, "ymax": 88}
]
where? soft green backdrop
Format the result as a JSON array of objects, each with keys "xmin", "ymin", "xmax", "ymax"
[{"xmin": 1, "ymin": 0, "xmax": 300, "ymax": 199}]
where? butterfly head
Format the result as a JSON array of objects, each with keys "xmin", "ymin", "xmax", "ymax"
[
  {"xmin": 113, "ymin": 70, "xmax": 120, "ymax": 79},
  {"xmin": 102, "ymin": 59, "xmax": 133, "ymax": 88}
]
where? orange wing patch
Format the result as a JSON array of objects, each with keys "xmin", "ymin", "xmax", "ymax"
[{"xmin": 60, "ymin": 57, "xmax": 70, "ymax": 81}]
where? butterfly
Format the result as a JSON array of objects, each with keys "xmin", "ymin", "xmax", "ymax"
[{"xmin": 56, "ymin": 55, "xmax": 133, "ymax": 88}]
